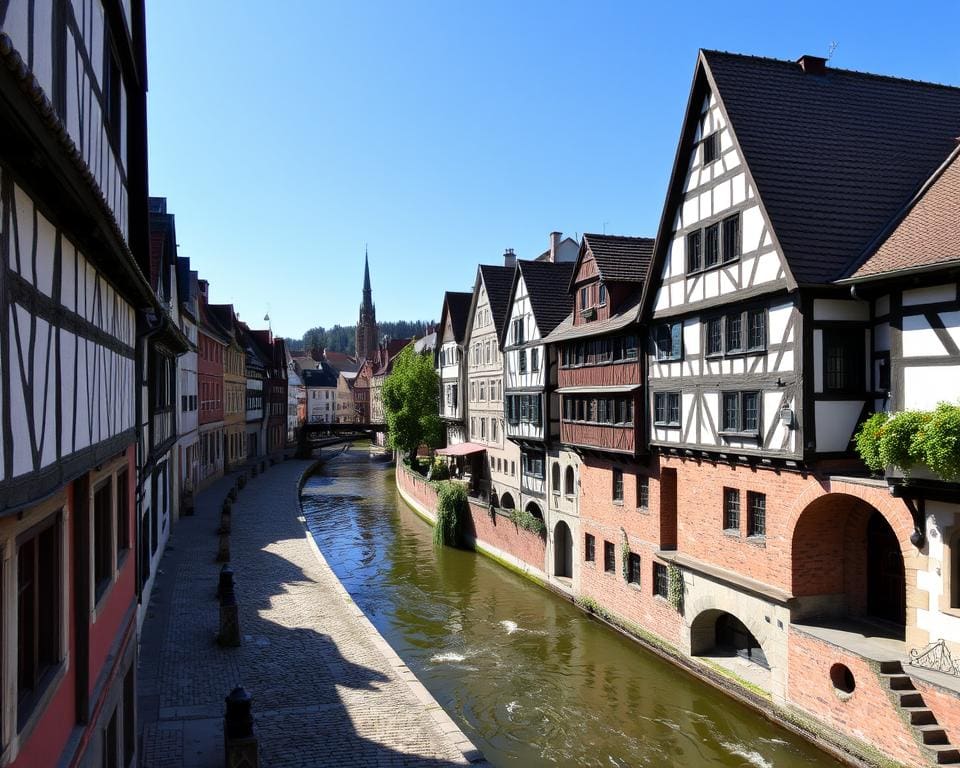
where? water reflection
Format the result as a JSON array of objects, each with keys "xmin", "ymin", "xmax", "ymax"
[{"xmin": 300, "ymin": 448, "xmax": 838, "ymax": 768}]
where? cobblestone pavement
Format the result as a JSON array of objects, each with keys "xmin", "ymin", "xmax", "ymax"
[{"xmin": 138, "ymin": 455, "xmax": 484, "ymax": 767}]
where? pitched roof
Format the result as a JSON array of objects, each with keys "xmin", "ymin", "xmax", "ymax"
[
  {"xmin": 324, "ymin": 350, "xmax": 360, "ymax": 373},
  {"xmin": 846, "ymin": 147, "xmax": 960, "ymax": 280},
  {"xmin": 478, "ymin": 264, "xmax": 515, "ymax": 337},
  {"xmin": 443, "ymin": 291, "xmax": 473, "ymax": 342},
  {"xmin": 702, "ymin": 50, "xmax": 960, "ymax": 284},
  {"xmin": 580, "ymin": 234, "xmax": 655, "ymax": 283},
  {"xmin": 302, "ymin": 363, "xmax": 339, "ymax": 389},
  {"xmin": 515, "ymin": 260, "xmax": 575, "ymax": 339}
]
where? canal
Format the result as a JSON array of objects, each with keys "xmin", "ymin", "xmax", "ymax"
[{"xmin": 300, "ymin": 447, "xmax": 840, "ymax": 768}]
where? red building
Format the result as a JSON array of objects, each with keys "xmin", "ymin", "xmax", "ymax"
[
  {"xmin": 197, "ymin": 280, "xmax": 227, "ymax": 486},
  {"xmin": 0, "ymin": 1, "xmax": 151, "ymax": 764}
]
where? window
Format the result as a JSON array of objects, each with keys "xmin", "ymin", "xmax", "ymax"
[
  {"xmin": 94, "ymin": 481, "xmax": 113, "ymax": 601},
  {"xmin": 747, "ymin": 309, "xmax": 766, "ymax": 351},
  {"xmin": 116, "ymin": 469, "xmax": 129, "ymax": 558},
  {"xmin": 17, "ymin": 515, "xmax": 62, "ymax": 728},
  {"xmin": 655, "ymin": 322, "xmax": 682, "ymax": 361},
  {"xmin": 721, "ymin": 391, "xmax": 760, "ymax": 434},
  {"xmin": 654, "ymin": 392, "xmax": 681, "ymax": 428},
  {"xmin": 565, "ymin": 466, "xmax": 575, "ymax": 496},
  {"xmin": 687, "ymin": 230, "xmax": 702, "ymax": 273},
  {"xmin": 637, "ymin": 476, "xmax": 649, "ymax": 509},
  {"xmin": 706, "ymin": 317, "xmax": 723, "ymax": 356},
  {"xmin": 613, "ymin": 469, "xmax": 623, "ymax": 502},
  {"xmin": 726, "ymin": 312, "xmax": 742, "ymax": 352},
  {"xmin": 747, "ymin": 492, "xmax": 766, "ymax": 537},
  {"xmin": 704, "ymin": 223, "xmax": 720, "ymax": 268},
  {"xmin": 653, "ymin": 563, "xmax": 669, "ymax": 598},
  {"xmin": 512, "ymin": 318, "xmax": 524, "ymax": 345},
  {"xmin": 585, "ymin": 534, "xmax": 595, "ymax": 562},
  {"xmin": 598, "ymin": 283, "xmax": 607, "ymax": 306},
  {"xmin": 702, "ymin": 132, "xmax": 719, "ymax": 164},
  {"xmin": 510, "ymin": 461, "xmax": 516, "ymax": 477},
  {"xmin": 479, "ymin": 381, "xmax": 486, "ymax": 401},
  {"xmin": 480, "ymin": 418, "xmax": 486, "ymax": 440},
  {"xmin": 522, "ymin": 452, "xmax": 544, "ymax": 478},
  {"xmin": 627, "ymin": 553, "xmax": 641, "ymax": 585},
  {"xmin": 531, "ymin": 348, "xmax": 540, "ymax": 372},
  {"xmin": 723, "ymin": 488, "xmax": 740, "ymax": 532},
  {"xmin": 603, "ymin": 541, "xmax": 616, "ymax": 573},
  {"xmin": 518, "ymin": 349, "xmax": 527, "ymax": 375},
  {"xmin": 722, "ymin": 214, "xmax": 741, "ymax": 262},
  {"xmin": 491, "ymin": 419, "xmax": 498, "ymax": 442},
  {"xmin": 579, "ymin": 286, "xmax": 589, "ymax": 311},
  {"xmin": 103, "ymin": 36, "xmax": 122, "ymax": 147},
  {"xmin": 824, "ymin": 330, "xmax": 864, "ymax": 393},
  {"xmin": 552, "ymin": 462, "xmax": 561, "ymax": 493}
]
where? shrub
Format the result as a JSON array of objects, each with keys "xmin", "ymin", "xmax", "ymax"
[
  {"xmin": 854, "ymin": 412, "xmax": 890, "ymax": 474},
  {"xmin": 915, "ymin": 403, "xmax": 960, "ymax": 481},
  {"xmin": 428, "ymin": 458, "xmax": 450, "ymax": 481},
  {"xmin": 509, "ymin": 507, "xmax": 546, "ymax": 537},
  {"xmin": 878, "ymin": 410, "xmax": 930, "ymax": 473},
  {"xmin": 855, "ymin": 403, "xmax": 960, "ymax": 481},
  {"xmin": 434, "ymin": 481, "xmax": 468, "ymax": 547},
  {"xmin": 668, "ymin": 563, "xmax": 684, "ymax": 612}
]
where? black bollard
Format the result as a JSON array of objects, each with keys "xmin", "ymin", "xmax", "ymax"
[
  {"xmin": 217, "ymin": 568, "xmax": 241, "ymax": 647},
  {"xmin": 224, "ymin": 687, "xmax": 258, "ymax": 767},
  {"xmin": 216, "ymin": 563, "xmax": 232, "ymax": 600},
  {"xmin": 220, "ymin": 500, "xmax": 232, "ymax": 534}
]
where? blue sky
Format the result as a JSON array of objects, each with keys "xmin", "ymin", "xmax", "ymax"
[{"xmin": 146, "ymin": 1, "xmax": 960, "ymax": 340}]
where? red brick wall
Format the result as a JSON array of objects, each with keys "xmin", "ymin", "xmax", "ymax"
[
  {"xmin": 397, "ymin": 467, "xmax": 545, "ymax": 572},
  {"xmin": 788, "ymin": 630, "xmax": 927, "ymax": 767},
  {"xmin": 915, "ymin": 680, "xmax": 960, "ymax": 751}
]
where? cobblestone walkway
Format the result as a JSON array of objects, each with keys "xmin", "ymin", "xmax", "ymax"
[{"xmin": 138, "ymin": 456, "xmax": 483, "ymax": 767}]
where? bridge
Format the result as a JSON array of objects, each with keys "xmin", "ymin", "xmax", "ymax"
[{"xmin": 300, "ymin": 421, "xmax": 386, "ymax": 436}]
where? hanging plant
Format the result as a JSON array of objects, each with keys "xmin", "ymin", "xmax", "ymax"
[
  {"xmin": 620, "ymin": 528, "xmax": 630, "ymax": 582},
  {"xmin": 855, "ymin": 403, "xmax": 960, "ymax": 481},
  {"xmin": 667, "ymin": 563, "xmax": 684, "ymax": 612}
]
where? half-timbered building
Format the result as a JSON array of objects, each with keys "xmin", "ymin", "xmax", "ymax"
[
  {"xmin": 436, "ymin": 291, "xmax": 472, "ymax": 446},
  {"xmin": 209, "ymin": 304, "xmax": 246, "ymax": 469},
  {"xmin": 462, "ymin": 261, "xmax": 517, "ymax": 505},
  {"xmin": 0, "ymin": 1, "xmax": 150, "ymax": 764},
  {"xmin": 501, "ymin": 259, "xmax": 579, "ymax": 587},
  {"xmin": 240, "ymin": 322, "xmax": 265, "ymax": 458},
  {"xmin": 635, "ymin": 51, "xmax": 960, "ymax": 763}
]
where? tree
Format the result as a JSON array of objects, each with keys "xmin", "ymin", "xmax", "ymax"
[{"xmin": 381, "ymin": 345, "xmax": 443, "ymax": 461}]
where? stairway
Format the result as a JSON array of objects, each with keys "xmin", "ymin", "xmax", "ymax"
[{"xmin": 879, "ymin": 660, "xmax": 960, "ymax": 765}]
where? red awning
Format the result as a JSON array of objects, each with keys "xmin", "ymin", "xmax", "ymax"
[{"xmin": 436, "ymin": 442, "xmax": 486, "ymax": 457}]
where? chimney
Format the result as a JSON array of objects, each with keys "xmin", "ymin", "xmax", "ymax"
[
  {"xmin": 796, "ymin": 55, "xmax": 827, "ymax": 76},
  {"xmin": 503, "ymin": 248, "xmax": 516, "ymax": 268},
  {"xmin": 310, "ymin": 345, "xmax": 324, "ymax": 362},
  {"xmin": 549, "ymin": 231, "xmax": 561, "ymax": 263}
]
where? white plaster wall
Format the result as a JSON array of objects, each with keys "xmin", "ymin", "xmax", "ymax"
[
  {"xmin": 917, "ymin": 501, "xmax": 960, "ymax": 645},
  {"xmin": 814, "ymin": 401, "xmax": 864, "ymax": 452},
  {"xmin": 904, "ymin": 366, "xmax": 960, "ymax": 410}
]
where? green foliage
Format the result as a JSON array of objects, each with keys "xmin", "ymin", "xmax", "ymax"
[
  {"xmin": 381, "ymin": 346, "xmax": 443, "ymax": 461},
  {"xmin": 915, "ymin": 403, "xmax": 960, "ymax": 481},
  {"xmin": 289, "ymin": 320, "xmax": 435, "ymax": 357},
  {"xmin": 855, "ymin": 403, "xmax": 960, "ymax": 481},
  {"xmin": 509, "ymin": 507, "xmax": 546, "ymax": 536},
  {"xmin": 854, "ymin": 412, "xmax": 890, "ymax": 473},
  {"xmin": 620, "ymin": 530, "xmax": 630, "ymax": 582},
  {"xmin": 667, "ymin": 563, "xmax": 684, "ymax": 612},
  {"xmin": 575, "ymin": 596, "xmax": 612, "ymax": 622},
  {"xmin": 434, "ymin": 481, "xmax": 468, "ymax": 547},
  {"xmin": 427, "ymin": 458, "xmax": 450, "ymax": 481}
]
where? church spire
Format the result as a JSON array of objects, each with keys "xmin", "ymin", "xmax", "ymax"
[
  {"xmin": 356, "ymin": 247, "xmax": 377, "ymax": 361},
  {"xmin": 362, "ymin": 245, "xmax": 372, "ymax": 305}
]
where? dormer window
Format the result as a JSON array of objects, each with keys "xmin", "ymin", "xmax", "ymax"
[{"xmin": 702, "ymin": 132, "xmax": 719, "ymax": 165}]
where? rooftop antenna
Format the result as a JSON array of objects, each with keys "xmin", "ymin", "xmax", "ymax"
[
  {"xmin": 827, "ymin": 41, "xmax": 838, "ymax": 61},
  {"xmin": 602, "ymin": 220, "xmax": 609, "ymax": 234}
]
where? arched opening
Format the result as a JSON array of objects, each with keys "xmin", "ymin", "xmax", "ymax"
[
  {"xmin": 551, "ymin": 462, "xmax": 561, "ymax": 494},
  {"xmin": 525, "ymin": 502, "xmax": 543, "ymax": 520},
  {"xmin": 564, "ymin": 466, "xmax": 575, "ymax": 496},
  {"xmin": 554, "ymin": 521, "xmax": 573, "ymax": 579},
  {"xmin": 690, "ymin": 609, "xmax": 771, "ymax": 687},
  {"xmin": 791, "ymin": 494, "xmax": 906, "ymax": 630},
  {"xmin": 500, "ymin": 492, "xmax": 516, "ymax": 511}
]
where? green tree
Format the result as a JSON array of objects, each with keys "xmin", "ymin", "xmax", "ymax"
[{"xmin": 382, "ymin": 345, "xmax": 443, "ymax": 461}]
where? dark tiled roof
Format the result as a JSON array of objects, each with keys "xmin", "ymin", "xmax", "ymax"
[
  {"xmin": 324, "ymin": 351, "xmax": 360, "ymax": 373},
  {"xmin": 517, "ymin": 260, "xmax": 575, "ymax": 338},
  {"xmin": 581, "ymin": 234, "xmax": 654, "ymax": 283},
  {"xmin": 303, "ymin": 363, "xmax": 339, "ymax": 389},
  {"xmin": 703, "ymin": 50, "xmax": 960, "ymax": 284},
  {"xmin": 478, "ymin": 264, "xmax": 515, "ymax": 337},
  {"xmin": 848, "ymin": 148, "xmax": 960, "ymax": 279},
  {"xmin": 444, "ymin": 291, "xmax": 473, "ymax": 342}
]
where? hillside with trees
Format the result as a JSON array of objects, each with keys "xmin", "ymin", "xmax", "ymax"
[{"xmin": 285, "ymin": 319, "xmax": 434, "ymax": 355}]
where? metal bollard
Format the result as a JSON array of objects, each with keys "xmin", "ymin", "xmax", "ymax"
[
  {"xmin": 217, "ymin": 530, "xmax": 231, "ymax": 563},
  {"xmin": 237, "ymin": 474, "xmax": 247, "ymax": 490},
  {"xmin": 216, "ymin": 563, "xmax": 232, "ymax": 600},
  {"xmin": 251, "ymin": 464, "xmax": 258, "ymax": 477},
  {"xmin": 217, "ymin": 568, "xmax": 241, "ymax": 647},
  {"xmin": 228, "ymin": 486, "xmax": 237, "ymax": 502},
  {"xmin": 220, "ymin": 500, "xmax": 232, "ymax": 534},
  {"xmin": 224, "ymin": 687, "xmax": 258, "ymax": 767}
]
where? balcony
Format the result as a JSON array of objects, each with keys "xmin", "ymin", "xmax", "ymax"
[{"xmin": 561, "ymin": 421, "xmax": 636, "ymax": 455}]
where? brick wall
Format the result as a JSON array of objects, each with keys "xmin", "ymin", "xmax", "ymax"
[
  {"xmin": 915, "ymin": 679, "xmax": 960, "ymax": 752},
  {"xmin": 396, "ymin": 466, "xmax": 545, "ymax": 572},
  {"xmin": 788, "ymin": 629, "xmax": 927, "ymax": 767}
]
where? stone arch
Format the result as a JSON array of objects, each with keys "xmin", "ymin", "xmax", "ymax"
[
  {"xmin": 554, "ymin": 520, "xmax": 573, "ymax": 578},
  {"xmin": 789, "ymin": 489, "xmax": 913, "ymax": 629},
  {"xmin": 525, "ymin": 501, "xmax": 543, "ymax": 520},
  {"xmin": 500, "ymin": 492, "xmax": 515, "ymax": 511},
  {"xmin": 564, "ymin": 465, "xmax": 575, "ymax": 496},
  {"xmin": 551, "ymin": 462, "xmax": 561, "ymax": 494},
  {"xmin": 688, "ymin": 604, "xmax": 773, "ymax": 664}
]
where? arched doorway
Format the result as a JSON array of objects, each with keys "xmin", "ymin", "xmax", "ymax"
[
  {"xmin": 690, "ymin": 609, "xmax": 770, "ymax": 669},
  {"xmin": 554, "ymin": 521, "xmax": 573, "ymax": 578},
  {"xmin": 868, "ymin": 511, "xmax": 906, "ymax": 625},
  {"xmin": 551, "ymin": 462, "xmax": 561, "ymax": 494},
  {"xmin": 500, "ymin": 492, "xmax": 516, "ymax": 511}
]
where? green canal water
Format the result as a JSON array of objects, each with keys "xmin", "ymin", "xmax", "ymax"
[{"xmin": 300, "ymin": 447, "xmax": 840, "ymax": 767}]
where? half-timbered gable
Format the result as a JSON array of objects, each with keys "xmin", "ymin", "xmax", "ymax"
[
  {"xmin": 435, "ymin": 290, "xmax": 471, "ymax": 445},
  {"xmin": 462, "ymin": 261, "xmax": 518, "ymax": 506},
  {"xmin": 502, "ymin": 260, "xmax": 574, "ymax": 506}
]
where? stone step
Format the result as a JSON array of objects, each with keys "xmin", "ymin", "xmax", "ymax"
[
  {"xmin": 898, "ymin": 691, "xmax": 925, "ymax": 707},
  {"xmin": 918, "ymin": 724, "xmax": 950, "ymax": 746},
  {"xmin": 881, "ymin": 673, "xmax": 916, "ymax": 691},
  {"xmin": 930, "ymin": 745, "xmax": 960, "ymax": 764},
  {"xmin": 903, "ymin": 706, "xmax": 937, "ymax": 726},
  {"xmin": 878, "ymin": 659, "xmax": 904, "ymax": 675}
]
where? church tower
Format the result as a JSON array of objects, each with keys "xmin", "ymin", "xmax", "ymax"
[{"xmin": 356, "ymin": 249, "xmax": 378, "ymax": 361}]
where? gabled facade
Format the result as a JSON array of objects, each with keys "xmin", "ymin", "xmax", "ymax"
[
  {"xmin": 436, "ymin": 291, "xmax": 472, "ymax": 445},
  {"xmin": 209, "ymin": 305, "xmax": 247, "ymax": 469},
  {"xmin": 240, "ymin": 324, "xmax": 266, "ymax": 458},
  {"xmin": 304, "ymin": 363, "xmax": 339, "ymax": 424},
  {"xmin": 0, "ymin": 2, "xmax": 149, "ymax": 765},
  {"xmin": 197, "ymin": 279, "xmax": 227, "ymax": 486},
  {"xmin": 463, "ymin": 261, "xmax": 518, "ymax": 506},
  {"xmin": 175, "ymin": 256, "xmax": 200, "ymax": 503}
]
